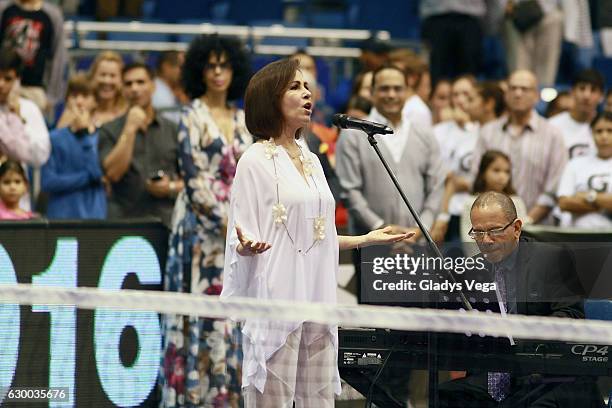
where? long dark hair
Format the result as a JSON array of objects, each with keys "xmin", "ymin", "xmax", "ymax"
[{"xmin": 472, "ymin": 150, "xmax": 516, "ymax": 195}]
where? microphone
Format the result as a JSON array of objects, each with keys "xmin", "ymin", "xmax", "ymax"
[{"xmin": 332, "ymin": 114, "xmax": 394, "ymax": 135}]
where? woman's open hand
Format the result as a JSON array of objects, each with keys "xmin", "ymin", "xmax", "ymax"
[
  {"xmin": 364, "ymin": 226, "xmax": 415, "ymax": 247},
  {"xmin": 236, "ymin": 225, "xmax": 272, "ymax": 256}
]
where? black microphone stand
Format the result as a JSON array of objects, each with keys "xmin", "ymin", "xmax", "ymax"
[{"xmin": 360, "ymin": 128, "xmax": 473, "ymax": 408}]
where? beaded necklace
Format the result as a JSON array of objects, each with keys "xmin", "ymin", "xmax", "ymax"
[{"xmin": 263, "ymin": 139, "xmax": 326, "ymax": 254}]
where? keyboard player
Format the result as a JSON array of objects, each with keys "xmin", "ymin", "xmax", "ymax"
[{"xmin": 437, "ymin": 191, "xmax": 604, "ymax": 407}]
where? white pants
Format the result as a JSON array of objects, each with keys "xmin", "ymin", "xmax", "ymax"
[
  {"xmin": 243, "ymin": 323, "xmax": 336, "ymax": 408},
  {"xmin": 503, "ymin": 9, "xmax": 564, "ymax": 86}
]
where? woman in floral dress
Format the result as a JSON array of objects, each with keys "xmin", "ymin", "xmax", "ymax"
[{"xmin": 160, "ymin": 34, "xmax": 252, "ymax": 408}]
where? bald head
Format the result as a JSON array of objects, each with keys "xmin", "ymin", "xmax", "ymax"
[
  {"xmin": 470, "ymin": 192, "xmax": 522, "ymax": 263},
  {"xmin": 471, "ymin": 191, "xmax": 517, "ymax": 223},
  {"xmin": 509, "ymin": 70, "xmax": 537, "ymax": 89},
  {"xmin": 506, "ymin": 69, "xmax": 539, "ymax": 114}
]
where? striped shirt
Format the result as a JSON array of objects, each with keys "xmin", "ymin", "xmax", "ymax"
[{"xmin": 470, "ymin": 111, "xmax": 568, "ymax": 210}]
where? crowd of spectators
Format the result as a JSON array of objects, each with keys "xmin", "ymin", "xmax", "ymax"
[{"xmin": 0, "ymin": 0, "xmax": 608, "ymax": 231}]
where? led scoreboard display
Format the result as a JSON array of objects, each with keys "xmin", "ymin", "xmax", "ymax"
[{"xmin": 0, "ymin": 220, "xmax": 168, "ymax": 407}]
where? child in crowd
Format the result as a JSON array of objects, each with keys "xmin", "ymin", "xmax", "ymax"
[
  {"xmin": 41, "ymin": 73, "xmax": 106, "ymax": 219},
  {"xmin": 461, "ymin": 150, "xmax": 527, "ymax": 245},
  {"xmin": 0, "ymin": 160, "xmax": 33, "ymax": 219},
  {"xmin": 557, "ymin": 111, "xmax": 612, "ymax": 229}
]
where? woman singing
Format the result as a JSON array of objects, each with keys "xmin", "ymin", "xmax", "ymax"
[{"xmin": 221, "ymin": 58, "xmax": 412, "ymax": 407}]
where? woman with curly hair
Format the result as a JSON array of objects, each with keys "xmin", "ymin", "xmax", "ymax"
[{"xmin": 160, "ymin": 34, "xmax": 252, "ymax": 408}]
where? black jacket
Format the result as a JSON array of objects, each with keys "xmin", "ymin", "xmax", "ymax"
[{"xmin": 462, "ymin": 236, "xmax": 585, "ymax": 319}]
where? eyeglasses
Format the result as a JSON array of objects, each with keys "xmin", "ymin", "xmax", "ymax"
[
  {"xmin": 508, "ymin": 85, "xmax": 536, "ymax": 93},
  {"xmin": 468, "ymin": 219, "xmax": 516, "ymax": 240},
  {"xmin": 205, "ymin": 61, "xmax": 231, "ymax": 72}
]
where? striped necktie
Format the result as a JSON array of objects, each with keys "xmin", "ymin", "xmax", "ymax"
[{"xmin": 488, "ymin": 265, "xmax": 511, "ymax": 402}]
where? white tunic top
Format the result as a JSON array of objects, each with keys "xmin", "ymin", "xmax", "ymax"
[{"xmin": 221, "ymin": 140, "xmax": 341, "ymax": 394}]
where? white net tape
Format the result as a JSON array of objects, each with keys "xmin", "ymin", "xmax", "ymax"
[{"xmin": 1, "ymin": 283, "xmax": 611, "ymax": 344}]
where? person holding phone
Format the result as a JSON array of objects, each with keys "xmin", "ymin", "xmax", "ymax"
[{"xmin": 98, "ymin": 61, "xmax": 182, "ymax": 227}]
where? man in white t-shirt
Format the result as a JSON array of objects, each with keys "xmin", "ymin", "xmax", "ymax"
[
  {"xmin": 558, "ymin": 111, "xmax": 612, "ymax": 229},
  {"xmin": 549, "ymin": 69, "xmax": 604, "ymax": 159}
]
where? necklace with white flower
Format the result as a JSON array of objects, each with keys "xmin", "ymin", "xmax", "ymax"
[{"xmin": 263, "ymin": 139, "xmax": 325, "ymax": 254}]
